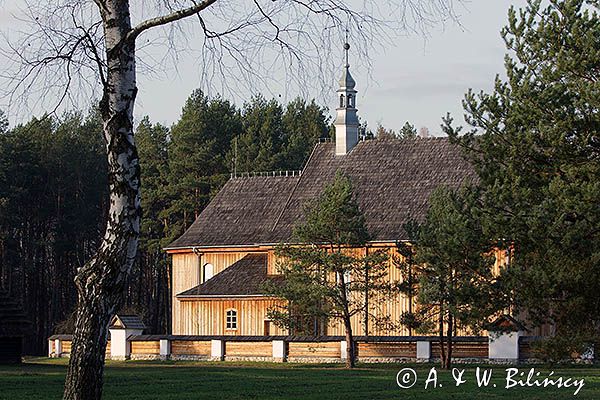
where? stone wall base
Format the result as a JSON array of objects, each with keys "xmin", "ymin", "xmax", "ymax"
[
  {"xmin": 358, "ymin": 357, "xmax": 416, "ymax": 363},
  {"xmin": 287, "ymin": 357, "xmax": 343, "ymax": 364},
  {"xmin": 129, "ymin": 354, "xmax": 166, "ymax": 361},
  {"xmin": 224, "ymin": 356, "xmax": 274, "ymax": 362},
  {"xmin": 170, "ymin": 355, "xmax": 211, "ymax": 361}
]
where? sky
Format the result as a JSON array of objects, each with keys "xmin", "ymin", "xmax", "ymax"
[{"xmin": 0, "ymin": 1, "xmax": 528, "ymax": 135}]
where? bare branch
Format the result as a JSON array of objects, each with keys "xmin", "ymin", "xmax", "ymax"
[{"xmin": 127, "ymin": 0, "xmax": 219, "ymax": 42}]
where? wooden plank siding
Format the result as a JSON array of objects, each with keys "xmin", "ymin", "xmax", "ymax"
[
  {"xmin": 172, "ymin": 253, "xmax": 201, "ymax": 334},
  {"xmin": 62, "ymin": 341, "xmax": 71, "ymax": 354},
  {"xmin": 172, "ymin": 244, "xmax": 520, "ymax": 337},
  {"xmin": 130, "ymin": 340, "xmax": 160, "ymax": 355},
  {"xmin": 225, "ymin": 342, "xmax": 272, "ymax": 357},
  {"xmin": 288, "ymin": 342, "xmax": 340, "ymax": 358},
  {"xmin": 171, "ymin": 340, "xmax": 211, "ymax": 356},
  {"xmin": 177, "ymin": 298, "xmax": 288, "ymax": 336},
  {"xmin": 430, "ymin": 341, "xmax": 488, "ymax": 359},
  {"xmin": 357, "ymin": 342, "xmax": 416, "ymax": 358}
]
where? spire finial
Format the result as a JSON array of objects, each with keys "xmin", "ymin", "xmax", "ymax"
[{"xmin": 344, "ymin": 29, "xmax": 350, "ymax": 67}]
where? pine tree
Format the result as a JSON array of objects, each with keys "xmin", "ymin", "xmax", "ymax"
[
  {"xmin": 445, "ymin": 0, "xmax": 600, "ymax": 354},
  {"xmin": 398, "ymin": 121, "xmax": 417, "ymax": 139},
  {"xmin": 230, "ymin": 95, "xmax": 284, "ymax": 173},
  {"xmin": 167, "ymin": 90, "xmax": 241, "ymax": 238},
  {"xmin": 398, "ymin": 186, "xmax": 507, "ymax": 369},
  {"xmin": 265, "ymin": 172, "xmax": 389, "ymax": 368},
  {"xmin": 281, "ymin": 97, "xmax": 330, "ymax": 170}
]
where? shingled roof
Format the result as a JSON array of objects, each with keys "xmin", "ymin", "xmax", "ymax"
[
  {"xmin": 177, "ymin": 253, "xmax": 284, "ymax": 297},
  {"xmin": 109, "ymin": 314, "xmax": 146, "ymax": 330},
  {"xmin": 167, "ymin": 137, "xmax": 475, "ymax": 249}
]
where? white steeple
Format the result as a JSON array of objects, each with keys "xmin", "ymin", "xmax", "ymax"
[{"xmin": 334, "ymin": 41, "xmax": 359, "ymax": 156}]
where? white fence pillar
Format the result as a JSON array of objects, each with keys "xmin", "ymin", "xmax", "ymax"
[
  {"xmin": 489, "ymin": 331, "xmax": 521, "ymax": 362},
  {"xmin": 109, "ymin": 328, "xmax": 143, "ymax": 360},
  {"xmin": 160, "ymin": 339, "xmax": 171, "ymax": 359},
  {"xmin": 54, "ymin": 339, "xmax": 62, "ymax": 357},
  {"xmin": 416, "ymin": 341, "xmax": 431, "ymax": 361},
  {"xmin": 340, "ymin": 341, "xmax": 348, "ymax": 360},
  {"xmin": 272, "ymin": 340, "xmax": 286, "ymax": 362},
  {"xmin": 110, "ymin": 329, "xmax": 128, "ymax": 360},
  {"xmin": 48, "ymin": 339, "xmax": 54, "ymax": 357},
  {"xmin": 211, "ymin": 339, "xmax": 225, "ymax": 361}
]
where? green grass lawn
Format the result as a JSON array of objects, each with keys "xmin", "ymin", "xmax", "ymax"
[{"xmin": 0, "ymin": 358, "xmax": 598, "ymax": 400}]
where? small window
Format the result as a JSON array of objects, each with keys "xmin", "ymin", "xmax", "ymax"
[
  {"xmin": 337, "ymin": 270, "xmax": 351, "ymax": 285},
  {"xmin": 226, "ymin": 309, "xmax": 238, "ymax": 330},
  {"xmin": 339, "ymin": 94, "xmax": 345, "ymax": 108},
  {"xmin": 347, "ymin": 94, "xmax": 354, "ymax": 108},
  {"xmin": 203, "ymin": 263, "xmax": 214, "ymax": 282}
]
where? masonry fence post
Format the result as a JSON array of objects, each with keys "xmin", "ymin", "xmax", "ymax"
[
  {"xmin": 54, "ymin": 339, "xmax": 62, "ymax": 358},
  {"xmin": 211, "ymin": 339, "xmax": 225, "ymax": 361},
  {"xmin": 108, "ymin": 314, "xmax": 145, "ymax": 360},
  {"xmin": 48, "ymin": 339, "xmax": 54, "ymax": 357},
  {"xmin": 272, "ymin": 340, "xmax": 286, "ymax": 362},
  {"xmin": 340, "ymin": 340, "xmax": 347, "ymax": 360},
  {"xmin": 488, "ymin": 315, "xmax": 524, "ymax": 363},
  {"xmin": 159, "ymin": 338, "xmax": 171, "ymax": 360},
  {"xmin": 416, "ymin": 340, "xmax": 431, "ymax": 362}
]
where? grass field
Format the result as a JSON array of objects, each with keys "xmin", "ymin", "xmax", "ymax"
[{"xmin": 0, "ymin": 358, "xmax": 598, "ymax": 400}]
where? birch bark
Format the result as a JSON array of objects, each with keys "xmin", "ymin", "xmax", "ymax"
[{"xmin": 63, "ymin": 1, "xmax": 139, "ymax": 399}]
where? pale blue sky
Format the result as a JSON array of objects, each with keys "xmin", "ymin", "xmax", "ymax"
[{"xmin": 1, "ymin": 1, "xmax": 527, "ymax": 134}]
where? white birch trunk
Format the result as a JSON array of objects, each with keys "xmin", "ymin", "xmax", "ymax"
[{"xmin": 63, "ymin": 1, "xmax": 140, "ymax": 399}]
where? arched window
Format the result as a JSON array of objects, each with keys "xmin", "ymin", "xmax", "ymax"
[
  {"xmin": 347, "ymin": 94, "xmax": 354, "ymax": 108},
  {"xmin": 339, "ymin": 94, "xmax": 345, "ymax": 108},
  {"xmin": 203, "ymin": 263, "xmax": 214, "ymax": 282},
  {"xmin": 226, "ymin": 309, "xmax": 238, "ymax": 330}
]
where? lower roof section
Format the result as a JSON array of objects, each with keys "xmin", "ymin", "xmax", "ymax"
[{"xmin": 176, "ymin": 253, "xmax": 284, "ymax": 298}]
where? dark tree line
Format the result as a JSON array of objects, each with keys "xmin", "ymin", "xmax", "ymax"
[{"xmin": 0, "ymin": 92, "xmax": 330, "ymax": 355}]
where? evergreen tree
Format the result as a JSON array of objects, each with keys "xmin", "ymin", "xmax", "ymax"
[
  {"xmin": 265, "ymin": 172, "xmax": 389, "ymax": 368},
  {"xmin": 281, "ymin": 97, "xmax": 330, "ymax": 170},
  {"xmin": 0, "ymin": 111, "xmax": 107, "ymax": 353},
  {"xmin": 133, "ymin": 116, "xmax": 171, "ymax": 332},
  {"xmin": 167, "ymin": 90, "xmax": 241, "ymax": 239},
  {"xmin": 398, "ymin": 186, "xmax": 507, "ymax": 369},
  {"xmin": 398, "ymin": 121, "xmax": 417, "ymax": 139},
  {"xmin": 230, "ymin": 95, "xmax": 284, "ymax": 173},
  {"xmin": 375, "ymin": 123, "xmax": 397, "ymax": 139},
  {"xmin": 445, "ymin": 0, "xmax": 600, "ymax": 354}
]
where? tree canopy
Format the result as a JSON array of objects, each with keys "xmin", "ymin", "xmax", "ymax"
[{"xmin": 445, "ymin": 0, "xmax": 600, "ymax": 353}]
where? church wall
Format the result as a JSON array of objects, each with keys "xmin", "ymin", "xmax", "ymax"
[
  {"xmin": 171, "ymin": 244, "xmax": 542, "ymax": 337},
  {"xmin": 171, "ymin": 252, "xmax": 201, "ymax": 335},
  {"xmin": 178, "ymin": 297, "xmax": 288, "ymax": 336}
]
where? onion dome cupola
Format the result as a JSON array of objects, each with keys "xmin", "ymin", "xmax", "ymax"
[{"xmin": 334, "ymin": 42, "xmax": 359, "ymax": 156}]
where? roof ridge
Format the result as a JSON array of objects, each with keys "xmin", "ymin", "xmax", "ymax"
[{"xmin": 231, "ymin": 170, "xmax": 302, "ymax": 179}]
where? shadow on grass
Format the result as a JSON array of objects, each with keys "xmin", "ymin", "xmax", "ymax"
[{"xmin": 0, "ymin": 358, "xmax": 597, "ymax": 400}]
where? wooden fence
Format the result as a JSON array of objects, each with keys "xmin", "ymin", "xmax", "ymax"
[{"xmin": 49, "ymin": 334, "xmax": 524, "ymax": 363}]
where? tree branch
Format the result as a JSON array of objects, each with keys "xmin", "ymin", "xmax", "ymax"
[{"xmin": 127, "ymin": 0, "xmax": 219, "ymax": 42}]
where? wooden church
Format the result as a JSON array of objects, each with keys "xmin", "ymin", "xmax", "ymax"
[{"xmin": 165, "ymin": 45, "xmax": 487, "ymax": 338}]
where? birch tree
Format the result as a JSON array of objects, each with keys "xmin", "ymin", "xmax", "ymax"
[{"xmin": 1, "ymin": 0, "xmax": 464, "ymax": 398}]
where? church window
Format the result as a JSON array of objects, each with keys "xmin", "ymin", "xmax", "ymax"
[
  {"xmin": 347, "ymin": 94, "xmax": 354, "ymax": 107},
  {"xmin": 339, "ymin": 94, "xmax": 345, "ymax": 108},
  {"xmin": 226, "ymin": 309, "xmax": 238, "ymax": 330},
  {"xmin": 203, "ymin": 263, "xmax": 214, "ymax": 282}
]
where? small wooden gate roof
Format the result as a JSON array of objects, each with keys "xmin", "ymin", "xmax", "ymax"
[{"xmin": 109, "ymin": 314, "xmax": 146, "ymax": 330}]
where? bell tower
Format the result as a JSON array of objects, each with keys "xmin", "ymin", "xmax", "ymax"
[{"xmin": 334, "ymin": 42, "xmax": 359, "ymax": 155}]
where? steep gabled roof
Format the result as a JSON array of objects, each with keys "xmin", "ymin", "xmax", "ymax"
[
  {"xmin": 109, "ymin": 314, "xmax": 146, "ymax": 330},
  {"xmin": 167, "ymin": 175, "xmax": 300, "ymax": 249},
  {"xmin": 167, "ymin": 137, "xmax": 475, "ymax": 249},
  {"xmin": 177, "ymin": 253, "xmax": 284, "ymax": 297}
]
